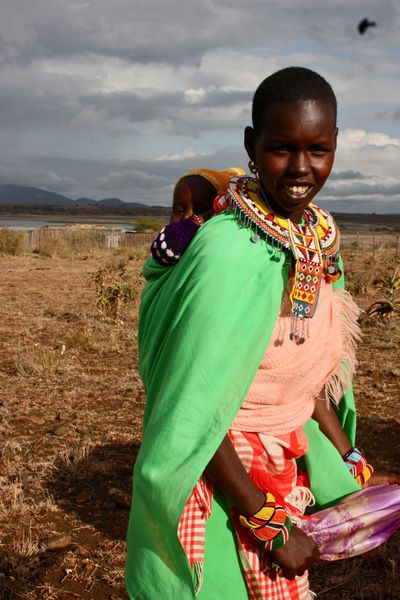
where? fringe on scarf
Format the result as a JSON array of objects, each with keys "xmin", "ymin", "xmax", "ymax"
[
  {"xmin": 324, "ymin": 289, "xmax": 362, "ymax": 406},
  {"xmin": 193, "ymin": 561, "xmax": 204, "ymax": 595}
]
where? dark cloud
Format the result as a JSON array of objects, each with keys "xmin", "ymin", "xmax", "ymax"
[
  {"xmin": 0, "ymin": 0, "xmax": 399, "ymax": 209},
  {"xmin": 0, "ymin": 83, "xmax": 250, "ymax": 134},
  {"xmin": 3, "ymin": 0, "xmax": 397, "ymax": 68},
  {"xmin": 0, "ymin": 88, "xmax": 76, "ymax": 130},
  {"xmin": 320, "ymin": 199, "xmax": 400, "ymax": 214},
  {"xmin": 0, "ymin": 145, "xmax": 248, "ymax": 203},
  {"xmin": 374, "ymin": 108, "xmax": 400, "ymax": 121},
  {"xmin": 329, "ymin": 170, "xmax": 369, "ymax": 181},
  {"xmin": 0, "ymin": 0, "xmax": 253, "ymax": 66},
  {"xmin": 322, "ymin": 181, "xmax": 400, "ymax": 198}
]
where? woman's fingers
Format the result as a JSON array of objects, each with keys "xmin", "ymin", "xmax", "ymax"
[{"xmin": 270, "ymin": 525, "xmax": 320, "ymax": 579}]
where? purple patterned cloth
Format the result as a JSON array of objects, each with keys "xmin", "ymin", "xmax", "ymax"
[
  {"xmin": 300, "ymin": 484, "xmax": 400, "ymax": 561},
  {"xmin": 151, "ymin": 217, "xmax": 200, "ymax": 265}
]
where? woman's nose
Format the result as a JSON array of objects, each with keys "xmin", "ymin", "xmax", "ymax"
[{"xmin": 289, "ymin": 152, "xmax": 310, "ymax": 176}]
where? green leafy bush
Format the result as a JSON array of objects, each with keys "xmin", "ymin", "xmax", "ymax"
[{"xmin": 134, "ymin": 216, "xmax": 166, "ymax": 232}]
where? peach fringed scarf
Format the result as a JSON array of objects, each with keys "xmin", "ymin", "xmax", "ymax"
[
  {"xmin": 231, "ymin": 280, "xmax": 362, "ymax": 435},
  {"xmin": 324, "ymin": 287, "xmax": 361, "ymax": 405}
]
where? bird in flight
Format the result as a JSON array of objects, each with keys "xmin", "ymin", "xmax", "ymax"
[{"xmin": 358, "ymin": 18, "xmax": 377, "ymax": 35}]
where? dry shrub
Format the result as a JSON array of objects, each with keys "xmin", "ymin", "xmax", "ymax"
[
  {"xmin": 66, "ymin": 317, "xmax": 133, "ymax": 355},
  {"xmin": 345, "ymin": 269, "xmax": 373, "ymax": 297},
  {"xmin": 111, "ymin": 245, "xmax": 150, "ymax": 260},
  {"xmin": 91, "ymin": 260, "xmax": 142, "ymax": 318},
  {"xmin": 0, "ymin": 228, "xmax": 27, "ymax": 255},
  {"xmin": 35, "ymin": 237, "xmax": 73, "ymax": 258},
  {"xmin": 15, "ymin": 342, "xmax": 74, "ymax": 379}
]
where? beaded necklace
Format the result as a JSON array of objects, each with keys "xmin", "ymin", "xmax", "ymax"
[{"xmin": 214, "ymin": 176, "xmax": 341, "ymax": 342}]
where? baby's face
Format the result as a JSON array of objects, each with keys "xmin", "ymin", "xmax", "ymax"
[
  {"xmin": 171, "ymin": 194, "xmax": 193, "ymax": 222},
  {"xmin": 246, "ymin": 99, "xmax": 337, "ymax": 223},
  {"xmin": 171, "ymin": 176, "xmax": 217, "ymax": 222}
]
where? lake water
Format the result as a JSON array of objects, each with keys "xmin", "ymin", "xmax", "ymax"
[{"xmin": 0, "ymin": 218, "xmax": 135, "ymax": 232}]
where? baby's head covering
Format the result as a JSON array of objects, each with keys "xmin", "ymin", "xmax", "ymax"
[{"xmin": 175, "ymin": 167, "xmax": 245, "ymax": 195}]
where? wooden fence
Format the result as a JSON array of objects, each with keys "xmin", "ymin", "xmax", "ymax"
[
  {"xmin": 18, "ymin": 225, "xmax": 400, "ymax": 256},
  {"xmin": 341, "ymin": 233, "xmax": 399, "ymax": 257},
  {"xmin": 25, "ymin": 226, "xmax": 155, "ymax": 251}
]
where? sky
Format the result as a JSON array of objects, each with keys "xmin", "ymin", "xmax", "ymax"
[{"xmin": 0, "ymin": 1, "xmax": 400, "ymax": 212}]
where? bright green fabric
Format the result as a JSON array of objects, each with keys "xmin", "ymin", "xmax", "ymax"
[
  {"xmin": 197, "ymin": 488, "xmax": 248, "ymax": 600},
  {"xmin": 125, "ymin": 214, "xmax": 358, "ymax": 599},
  {"xmin": 126, "ymin": 214, "xmax": 287, "ymax": 599}
]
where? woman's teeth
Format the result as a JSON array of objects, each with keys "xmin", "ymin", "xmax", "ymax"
[{"xmin": 284, "ymin": 185, "xmax": 309, "ymax": 196}]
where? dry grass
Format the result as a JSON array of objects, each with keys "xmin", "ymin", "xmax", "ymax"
[
  {"xmin": 0, "ymin": 239, "xmax": 399, "ymax": 599},
  {"xmin": 0, "ymin": 228, "xmax": 28, "ymax": 256}
]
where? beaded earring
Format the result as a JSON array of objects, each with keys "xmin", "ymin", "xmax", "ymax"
[{"xmin": 248, "ymin": 160, "xmax": 258, "ymax": 175}]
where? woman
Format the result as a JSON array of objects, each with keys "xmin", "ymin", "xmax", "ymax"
[{"xmin": 126, "ymin": 67, "xmax": 400, "ymax": 599}]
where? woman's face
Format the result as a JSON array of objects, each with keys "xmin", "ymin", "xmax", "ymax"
[{"xmin": 245, "ymin": 99, "xmax": 337, "ymax": 223}]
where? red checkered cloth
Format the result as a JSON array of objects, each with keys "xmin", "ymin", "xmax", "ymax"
[
  {"xmin": 178, "ymin": 428, "xmax": 313, "ymax": 599},
  {"xmin": 177, "ymin": 474, "xmax": 213, "ymax": 593}
]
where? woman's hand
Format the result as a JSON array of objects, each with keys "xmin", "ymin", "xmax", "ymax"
[
  {"xmin": 364, "ymin": 471, "xmax": 400, "ymax": 487},
  {"xmin": 206, "ymin": 436, "xmax": 321, "ymax": 580},
  {"xmin": 271, "ymin": 525, "xmax": 320, "ymax": 580}
]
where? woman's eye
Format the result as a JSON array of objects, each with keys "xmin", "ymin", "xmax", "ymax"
[
  {"xmin": 310, "ymin": 147, "xmax": 330, "ymax": 156},
  {"xmin": 271, "ymin": 146, "xmax": 290, "ymax": 154}
]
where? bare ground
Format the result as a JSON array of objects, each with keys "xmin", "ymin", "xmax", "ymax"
[{"xmin": 0, "ymin": 242, "xmax": 399, "ymax": 600}]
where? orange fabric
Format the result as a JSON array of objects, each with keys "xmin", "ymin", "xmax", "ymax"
[
  {"xmin": 175, "ymin": 167, "xmax": 246, "ymax": 195},
  {"xmin": 231, "ymin": 279, "xmax": 342, "ymax": 435}
]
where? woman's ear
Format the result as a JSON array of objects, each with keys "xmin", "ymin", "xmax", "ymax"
[
  {"xmin": 334, "ymin": 127, "xmax": 338, "ymax": 150},
  {"xmin": 244, "ymin": 126, "xmax": 256, "ymax": 162}
]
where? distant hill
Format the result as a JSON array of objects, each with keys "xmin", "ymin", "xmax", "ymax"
[
  {"xmin": 0, "ymin": 185, "xmax": 75, "ymax": 206},
  {"xmin": 0, "ymin": 185, "xmax": 150, "ymax": 209},
  {"xmin": 0, "ymin": 184, "xmax": 171, "ymax": 216},
  {"xmin": 75, "ymin": 197, "xmax": 97, "ymax": 206},
  {"xmin": 98, "ymin": 197, "xmax": 126, "ymax": 207}
]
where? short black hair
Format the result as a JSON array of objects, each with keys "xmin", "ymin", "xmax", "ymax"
[{"xmin": 252, "ymin": 66, "xmax": 337, "ymax": 131}]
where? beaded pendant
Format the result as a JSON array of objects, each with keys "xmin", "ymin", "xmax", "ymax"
[{"xmin": 223, "ymin": 176, "xmax": 341, "ymax": 342}]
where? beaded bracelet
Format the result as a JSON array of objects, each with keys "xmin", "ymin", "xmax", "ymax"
[
  {"xmin": 342, "ymin": 447, "xmax": 374, "ymax": 486},
  {"xmin": 264, "ymin": 516, "xmax": 293, "ymax": 552},
  {"xmin": 239, "ymin": 492, "xmax": 293, "ymax": 551}
]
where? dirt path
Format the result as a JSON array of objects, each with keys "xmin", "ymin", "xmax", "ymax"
[{"xmin": 0, "ymin": 248, "xmax": 399, "ymax": 599}]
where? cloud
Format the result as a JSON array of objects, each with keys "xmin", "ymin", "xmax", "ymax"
[
  {"xmin": 97, "ymin": 169, "xmax": 169, "ymax": 192},
  {"xmin": 0, "ymin": 1, "xmax": 400, "ymax": 211},
  {"xmin": 338, "ymin": 129, "xmax": 400, "ymax": 151},
  {"xmin": 2, "ymin": 1, "xmax": 399, "ymax": 68},
  {"xmin": 320, "ymin": 198, "xmax": 400, "ymax": 214},
  {"xmin": 329, "ymin": 170, "xmax": 369, "ymax": 181},
  {"xmin": 153, "ymin": 148, "xmax": 204, "ymax": 162},
  {"xmin": 373, "ymin": 108, "xmax": 400, "ymax": 121},
  {"xmin": 315, "ymin": 128, "xmax": 400, "ymax": 210}
]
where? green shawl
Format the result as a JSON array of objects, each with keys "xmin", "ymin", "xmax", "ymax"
[{"xmin": 125, "ymin": 213, "xmax": 359, "ymax": 599}]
